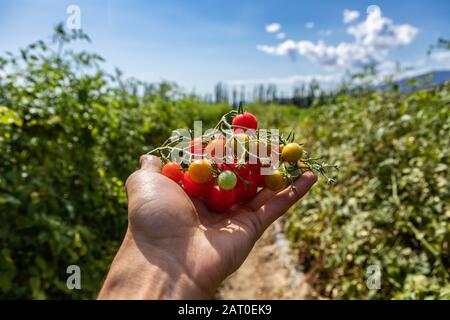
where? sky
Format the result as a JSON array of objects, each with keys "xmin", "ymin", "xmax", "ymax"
[{"xmin": 0, "ymin": 0, "xmax": 449, "ymax": 94}]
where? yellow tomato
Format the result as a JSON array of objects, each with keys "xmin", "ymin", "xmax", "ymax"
[
  {"xmin": 188, "ymin": 159, "xmax": 213, "ymax": 183},
  {"xmin": 281, "ymin": 143, "xmax": 303, "ymax": 162},
  {"xmin": 264, "ymin": 170, "xmax": 287, "ymax": 191}
]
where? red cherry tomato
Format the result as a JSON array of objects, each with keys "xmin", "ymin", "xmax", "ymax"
[
  {"xmin": 190, "ymin": 138, "xmax": 207, "ymax": 157},
  {"xmin": 232, "ymin": 112, "xmax": 258, "ymax": 131},
  {"xmin": 162, "ymin": 162, "xmax": 184, "ymax": 184},
  {"xmin": 207, "ymin": 186, "xmax": 235, "ymax": 213},
  {"xmin": 217, "ymin": 162, "xmax": 251, "ymax": 179},
  {"xmin": 234, "ymin": 176, "xmax": 258, "ymax": 204},
  {"xmin": 182, "ymin": 172, "xmax": 213, "ymax": 198},
  {"xmin": 249, "ymin": 163, "xmax": 266, "ymax": 187},
  {"xmin": 204, "ymin": 138, "xmax": 226, "ymax": 161}
]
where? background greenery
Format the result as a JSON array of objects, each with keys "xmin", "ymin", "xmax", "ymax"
[{"xmin": 0, "ymin": 27, "xmax": 448, "ymax": 299}]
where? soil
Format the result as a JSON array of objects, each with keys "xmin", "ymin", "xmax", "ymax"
[{"xmin": 215, "ymin": 222, "xmax": 313, "ymax": 300}]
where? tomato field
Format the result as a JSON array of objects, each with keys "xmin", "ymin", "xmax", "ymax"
[
  {"xmin": 250, "ymin": 89, "xmax": 450, "ymax": 299},
  {"xmin": 0, "ymin": 26, "xmax": 449, "ymax": 299}
]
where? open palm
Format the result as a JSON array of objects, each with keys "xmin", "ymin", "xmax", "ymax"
[
  {"xmin": 100, "ymin": 155, "xmax": 316, "ymax": 299},
  {"xmin": 126, "ymin": 155, "xmax": 317, "ymax": 296}
]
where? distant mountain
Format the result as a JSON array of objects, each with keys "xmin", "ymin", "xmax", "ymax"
[{"xmin": 380, "ymin": 70, "xmax": 450, "ymax": 91}]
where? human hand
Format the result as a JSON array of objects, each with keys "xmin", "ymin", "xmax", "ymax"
[{"xmin": 98, "ymin": 155, "xmax": 317, "ymax": 299}]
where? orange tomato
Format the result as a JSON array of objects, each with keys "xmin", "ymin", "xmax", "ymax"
[{"xmin": 188, "ymin": 159, "xmax": 213, "ymax": 183}]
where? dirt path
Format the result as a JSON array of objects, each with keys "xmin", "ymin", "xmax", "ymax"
[{"xmin": 215, "ymin": 222, "xmax": 312, "ymax": 300}]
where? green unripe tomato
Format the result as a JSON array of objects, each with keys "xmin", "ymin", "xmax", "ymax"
[{"xmin": 217, "ymin": 170, "xmax": 237, "ymax": 191}]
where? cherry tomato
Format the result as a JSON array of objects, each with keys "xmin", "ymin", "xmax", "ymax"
[
  {"xmin": 234, "ymin": 176, "xmax": 258, "ymax": 203},
  {"xmin": 232, "ymin": 112, "xmax": 258, "ymax": 130},
  {"xmin": 257, "ymin": 139, "xmax": 280, "ymax": 160},
  {"xmin": 162, "ymin": 162, "xmax": 184, "ymax": 184},
  {"xmin": 218, "ymin": 162, "xmax": 251, "ymax": 179},
  {"xmin": 281, "ymin": 143, "xmax": 303, "ymax": 162},
  {"xmin": 188, "ymin": 159, "xmax": 213, "ymax": 183},
  {"xmin": 235, "ymin": 163, "xmax": 251, "ymax": 179},
  {"xmin": 264, "ymin": 170, "xmax": 287, "ymax": 191},
  {"xmin": 190, "ymin": 138, "xmax": 207, "ymax": 157},
  {"xmin": 182, "ymin": 172, "xmax": 213, "ymax": 197},
  {"xmin": 207, "ymin": 186, "xmax": 235, "ymax": 212},
  {"xmin": 205, "ymin": 138, "xmax": 226, "ymax": 161},
  {"xmin": 217, "ymin": 170, "xmax": 237, "ymax": 190},
  {"xmin": 249, "ymin": 163, "xmax": 266, "ymax": 187},
  {"xmin": 297, "ymin": 161, "xmax": 310, "ymax": 172}
]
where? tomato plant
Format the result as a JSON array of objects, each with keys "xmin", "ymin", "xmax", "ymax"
[
  {"xmin": 0, "ymin": 24, "xmax": 231, "ymax": 299},
  {"xmin": 3, "ymin": 22, "xmax": 445, "ymax": 301},
  {"xmin": 218, "ymin": 162, "xmax": 251, "ymax": 179}
]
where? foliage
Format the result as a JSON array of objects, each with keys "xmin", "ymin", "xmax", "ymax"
[
  {"xmin": 277, "ymin": 86, "xmax": 450, "ymax": 299},
  {"xmin": 0, "ymin": 25, "xmax": 228, "ymax": 299},
  {"xmin": 1, "ymin": 24, "xmax": 448, "ymax": 300}
]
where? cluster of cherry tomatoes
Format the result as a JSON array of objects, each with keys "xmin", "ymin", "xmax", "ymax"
[{"xmin": 154, "ymin": 108, "xmax": 317, "ymax": 213}]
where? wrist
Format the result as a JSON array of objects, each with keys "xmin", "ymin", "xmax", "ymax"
[{"xmin": 98, "ymin": 230, "xmax": 211, "ymax": 300}]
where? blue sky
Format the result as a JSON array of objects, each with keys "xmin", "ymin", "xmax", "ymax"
[{"xmin": 1, "ymin": 0, "xmax": 449, "ymax": 94}]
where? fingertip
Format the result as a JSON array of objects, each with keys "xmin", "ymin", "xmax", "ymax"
[
  {"xmin": 299, "ymin": 170, "xmax": 318, "ymax": 187},
  {"xmin": 139, "ymin": 155, "xmax": 162, "ymax": 172}
]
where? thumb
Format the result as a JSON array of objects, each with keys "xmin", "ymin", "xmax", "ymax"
[{"xmin": 139, "ymin": 155, "xmax": 162, "ymax": 173}]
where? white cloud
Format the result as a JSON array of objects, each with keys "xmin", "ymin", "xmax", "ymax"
[
  {"xmin": 430, "ymin": 51, "xmax": 450, "ymax": 62},
  {"xmin": 343, "ymin": 9, "xmax": 360, "ymax": 24},
  {"xmin": 257, "ymin": 39, "xmax": 378, "ymax": 68},
  {"xmin": 276, "ymin": 32, "xmax": 286, "ymax": 39},
  {"xmin": 347, "ymin": 6, "xmax": 417, "ymax": 50},
  {"xmin": 305, "ymin": 22, "xmax": 315, "ymax": 29},
  {"xmin": 265, "ymin": 23, "xmax": 281, "ymax": 33},
  {"xmin": 228, "ymin": 73, "xmax": 341, "ymax": 86},
  {"xmin": 257, "ymin": 39, "xmax": 297, "ymax": 55},
  {"xmin": 319, "ymin": 29, "xmax": 333, "ymax": 37},
  {"xmin": 298, "ymin": 41, "xmax": 378, "ymax": 68},
  {"xmin": 257, "ymin": 6, "xmax": 419, "ymax": 69}
]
